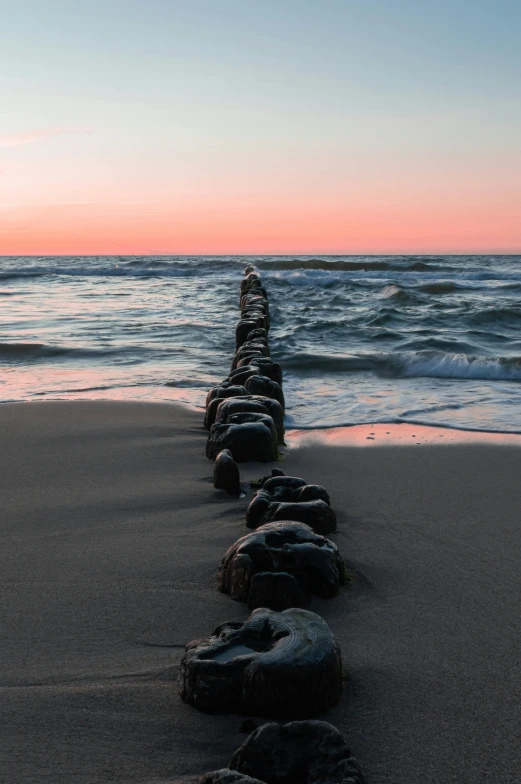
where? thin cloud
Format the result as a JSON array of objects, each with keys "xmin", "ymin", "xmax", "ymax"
[{"xmin": 0, "ymin": 127, "xmax": 90, "ymax": 148}]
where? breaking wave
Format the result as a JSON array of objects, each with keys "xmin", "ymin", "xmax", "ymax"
[{"xmin": 280, "ymin": 350, "xmax": 521, "ymax": 381}]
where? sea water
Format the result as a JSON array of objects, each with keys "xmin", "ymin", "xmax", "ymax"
[{"xmin": 1, "ymin": 255, "xmax": 520, "ymax": 433}]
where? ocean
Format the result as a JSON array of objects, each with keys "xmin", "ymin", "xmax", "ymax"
[{"xmin": 1, "ymin": 255, "xmax": 520, "ymax": 433}]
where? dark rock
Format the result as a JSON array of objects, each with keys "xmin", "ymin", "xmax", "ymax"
[
  {"xmin": 240, "ymin": 277, "xmax": 267, "ymax": 301},
  {"xmin": 214, "ymin": 449, "xmax": 241, "ymax": 496},
  {"xmin": 180, "ymin": 607, "xmax": 343, "ymax": 718},
  {"xmin": 245, "ymin": 328, "xmax": 269, "ymax": 344},
  {"xmin": 241, "ymin": 270, "xmax": 262, "ymax": 285},
  {"xmin": 239, "ymin": 312, "xmax": 269, "ymax": 331},
  {"xmin": 226, "ymin": 413, "xmax": 278, "ymax": 445},
  {"xmin": 215, "ymin": 396, "xmax": 284, "ymax": 443},
  {"xmin": 237, "ymin": 357, "xmax": 282, "ymax": 386},
  {"xmin": 218, "ymin": 521, "xmax": 345, "ymax": 608},
  {"xmin": 206, "ymin": 384, "xmax": 247, "ymax": 411},
  {"xmin": 228, "ymin": 366, "xmax": 264, "ymax": 387},
  {"xmin": 206, "ymin": 422, "xmax": 278, "ymax": 463},
  {"xmin": 200, "ymin": 770, "xmax": 265, "ymax": 784},
  {"xmin": 241, "ymin": 293, "xmax": 269, "ymax": 313},
  {"xmin": 262, "ymin": 476, "xmax": 331, "ymax": 505},
  {"xmin": 236, "ymin": 320, "xmax": 261, "ymax": 349},
  {"xmin": 239, "ymin": 718, "xmax": 258, "ymax": 734},
  {"xmin": 244, "ymin": 264, "xmax": 256, "ymax": 275},
  {"xmin": 241, "ymin": 300, "xmax": 270, "ymax": 322},
  {"xmin": 240, "ymin": 340, "xmax": 269, "ymax": 354},
  {"xmin": 241, "ymin": 303, "xmax": 266, "ymax": 316},
  {"xmin": 241, "ymin": 309, "xmax": 269, "ymax": 329},
  {"xmin": 241, "ymin": 294, "xmax": 269, "ymax": 311},
  {"xmin": 232, "ymin": 343, "xmax": 270, "ymax": 371},
  {"xmin": 244, "ymin": 376, "xmax": 285, "ymax": 408},
  {"xmin": 230, "ymin": 721, "xmax": 367, "ymax": 784},
  {"xmin": 258, "ymin": 475, "xmax": 306, "ymax": 494},
  {"xmin": 240, "ymin": 273, "xmax": 263, "ymax": 295},
  {"xmin": 205, "ymin": 385, "xmax": 248, "ymax": 429},
  {"xmin": 231, "ymin": 350, "xmax": 265, "ymax": 372},
  {"xmin": 245, "ymin": 477, "xmax": 336, "ymax": 534}
]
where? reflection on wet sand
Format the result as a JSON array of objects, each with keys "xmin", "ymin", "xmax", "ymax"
[{"xmin": 286, "ymin": 422, "xmax": 521, "ymax": 447}]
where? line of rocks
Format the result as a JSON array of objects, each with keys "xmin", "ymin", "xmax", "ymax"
[
  {"xmin": 179, "ymin": 266, "xmax": 367, "ymax": 784},
  {"xmin": 206, "ymin": 267, "xmax": 284, "ymax": 466}
]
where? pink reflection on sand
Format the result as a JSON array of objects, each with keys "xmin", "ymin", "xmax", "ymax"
[{"xmin": 286, "ymin": 423, "xmax": 521, "ymax": 448}]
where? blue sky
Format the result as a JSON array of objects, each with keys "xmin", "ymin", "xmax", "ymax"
[{"xmin": 1, "ymin": 0, "xmax": 520, "ymax": 253}]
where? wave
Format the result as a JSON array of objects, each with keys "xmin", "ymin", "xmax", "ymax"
[
  {"xmin": 380, "ymin": 284, "xmax": 413, "ymax": 301},
  {"xmin": 420, "ymin": 281, "xmax": 458, "ymax": 294},
  {"xmin": 395, "ymin": 351, "xmax": 521, "ymax": 381},
  {"xmin": 0, "ymin": 265, "xmax": 213, "ymax": 281},
  {"xmin": 0, "ymin": 342, "xmax": 137, "ymax": 361},
  {"xmin": 279, "ymin": 350, "xmax": 521, "ymax": 381},
  {"xmin": 470, "ymin": 306, "xmax": 521, "ymax": 325},
  {"xmin": 2, "ymin": 256, "xmax": 521, "ymax": 287},
  {"xmin": 0, "ymin": 342, "xmax": 75, "ymax": 359},
  {"xmin": 258, "ymin": 258, "xmax": 443, "ymax": 272},
  {"xmin": 263, "ymin": 269, "xmax": 521, "ymax": 288}
]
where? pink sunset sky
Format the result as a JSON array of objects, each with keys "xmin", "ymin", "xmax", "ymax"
[{"xmin": 1, "ymin": 0, "xmax": 520, "ymax": 256}]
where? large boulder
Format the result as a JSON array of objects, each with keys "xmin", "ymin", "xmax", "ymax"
[
  {"xmin": 205, "ymin": 385, "xmax": 248, "ymax": 429},
  {"xmin": 215, "ymin": 396, "xmax": 284, "ymax": 443},
  {"xmin": 226, "ymin": 413, "xmax": 278, "ymax": 445},
  {"xmin": 214, "ymin": 449, "xmax": 241, "ymax": 496},
  {"xmin": 237, "ymin": 357, "xmax": 282, "ymax": 386},
  {"xmin": 206, "ymin": 383, "xmax": 247, "ymax": 407},
  {"xmin": 229, "ymin": 721, "xmax": 367, "ymax": 784},
  {"xmin": 230, "ymin": 340, "xmax": 270, "ymax": 370},
  {"xmin": 232, "ymin": 343, "xmax": 270, "ymax": 371},
  {"xmin": 218, "ymin": 521, "xmax": 345, "ymax": 609},
  {"xmin": 244, "ymin": 376, "xmax": 284, "ymax": 408},
  {"xmin": 180, "ymin": 607, "xmax": 342, "ymax": 718},
  {"xmin": 231, "ymin": 350, "xmax": 265, "ymax": 372},
  {"xmin": 246, "ymin": 477, "xmax": 336, "ymax": 535},
  {"xmin": 207, "ymin": 422, "xmax": 278, "ymax": 463},
  {"xmin": 261, "ymin": 476, "xmax": 330, "ymax": 504}
]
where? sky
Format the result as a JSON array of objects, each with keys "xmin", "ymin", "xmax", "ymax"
[{"xmin": 1, "ymin": 0, "xmax": 520, "ymax": 255}]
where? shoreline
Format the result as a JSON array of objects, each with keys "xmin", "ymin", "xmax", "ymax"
[
  {"xmin": 2, "ymin": 400, "xmax": 521, "ymax": 781},
  {"xmin": 4, "ymin": 396, "xmax": 521, "ymax": 444}
]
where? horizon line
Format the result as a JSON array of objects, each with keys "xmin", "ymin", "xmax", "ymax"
[{"xmin": 1, "ymin": 251, "xmax": 520, "ymax": 258}]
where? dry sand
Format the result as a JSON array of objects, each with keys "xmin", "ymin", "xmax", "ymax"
[{"xmin": 1, "ymin": 401, "xmax": 521, "ymax": 783}]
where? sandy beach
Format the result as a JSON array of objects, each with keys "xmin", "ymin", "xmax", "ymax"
[{"xmin": 1, "ymin": 400, "xmax": 521, "ymax": 783}]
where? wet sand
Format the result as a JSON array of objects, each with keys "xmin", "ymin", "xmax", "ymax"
[{"xmin": 1, "ymin": 401, "xmax": 521, "ymax": 783}]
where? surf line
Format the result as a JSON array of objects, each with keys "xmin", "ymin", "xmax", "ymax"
[{"xmin": 180, "ymin": 265, "xmax": 367, "ymax": 782}]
